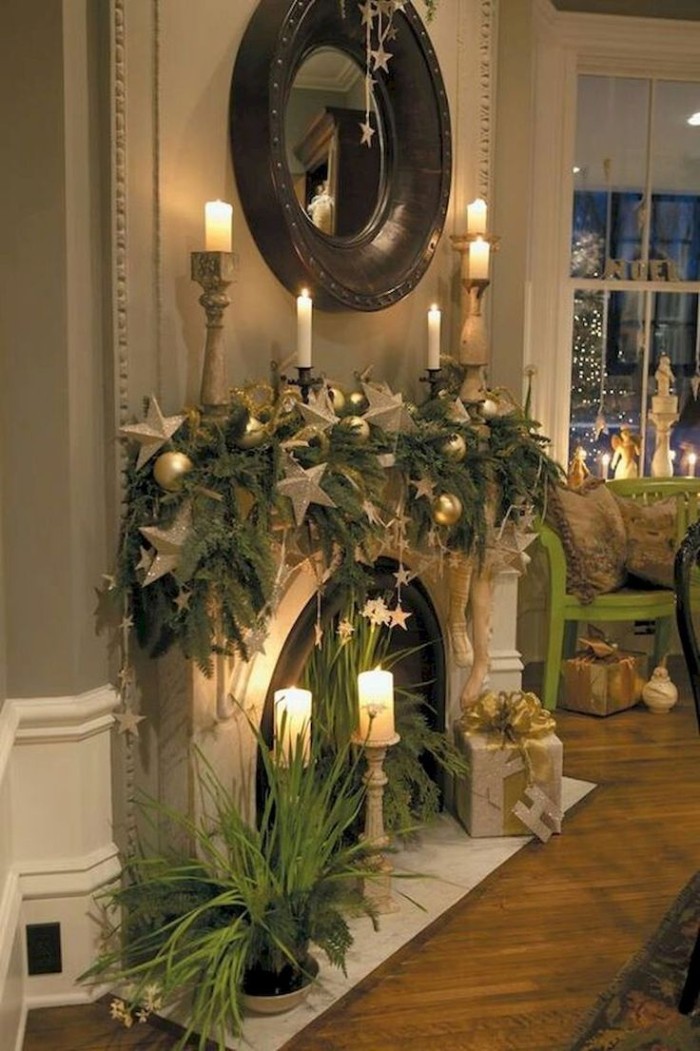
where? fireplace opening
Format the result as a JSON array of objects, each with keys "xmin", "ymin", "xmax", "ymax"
[{"xmin": 260, "ymin": 557, "xmax": 447, "ymax": 807}]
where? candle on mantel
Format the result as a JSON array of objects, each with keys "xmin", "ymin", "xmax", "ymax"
[
  {"xmin": 357, "ymin": 667, "xmax": 395, "ymax": 743},
  {"xmin": 469, "ymin": 236, "xmax": 490, "ymax": 280},
  {"xmin": 274, "ymin": 687, "xmax": 312, "ymax": 764},
  {"xmin": 467, "ymin": 197, "xmax": 487, "ymax": 235},
  {"xmin": 427, "ymin": 305, "xmax": 441, "ymax": 371},
  {"xmin": 204, "ymin": 200, "xmax": 233, "ymax": 252},
  {"xmin": 688, "ymin": 452, "xmax": 697, "ymax": 477},
  {"xmin": 296, "ymin": 289, "xmax": 313, "ymax": 368}
]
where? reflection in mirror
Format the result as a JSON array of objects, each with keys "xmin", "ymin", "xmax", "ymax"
[{"xmin": 285, "ymin": 48, "xmax": 383, "ymax": 239}]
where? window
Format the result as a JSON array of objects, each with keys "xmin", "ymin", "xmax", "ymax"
[{"xmin": 569, "ymin": 76, "xmax": 700, "ymax": 478}]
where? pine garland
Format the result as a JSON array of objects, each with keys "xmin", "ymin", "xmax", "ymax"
[{"xmin": 109, "ymin": 375, "xmax": 563, "ymax": 673}]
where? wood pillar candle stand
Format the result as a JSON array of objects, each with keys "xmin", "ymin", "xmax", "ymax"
[
  {"xmin": 191, "ymin": 250, "xmax": 236, "ymax": 416},
  {"xmin": 352, "ymin": 731, "xmax": 401, "ymax": 914}
]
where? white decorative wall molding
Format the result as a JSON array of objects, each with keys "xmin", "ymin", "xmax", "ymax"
[{"xmin": 0, "ymin": 686, "xmax": 121, "ymax": 1026}]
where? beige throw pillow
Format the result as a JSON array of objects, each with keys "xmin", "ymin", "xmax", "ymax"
[
  {"xmin": 547, "ymin": 482, "xmax": 627, "ymax": 603},
  {"xmin": 613, "ymin": 495, "xmax": 677, "ymax": 589}
]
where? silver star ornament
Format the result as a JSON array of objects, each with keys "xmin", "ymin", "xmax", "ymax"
[
  {"xmin": 277, "ymin": 457, "xmax": 336, "ymax": 525},
  {"xmin": 139, "ymin": 502, "xmax": 192, "ymax": 585}
]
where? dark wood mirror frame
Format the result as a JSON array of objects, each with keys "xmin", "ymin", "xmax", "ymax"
[{"xmin": 230, "ymin": 0, "xmax": 452, "ymax": 312}]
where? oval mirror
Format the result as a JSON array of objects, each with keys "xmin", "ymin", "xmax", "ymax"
[
  {"xmin": 230, "ymin": 0, "xmax": 451, "ymax": 312},
  {"xmin": 287, "ymin": 47, "xmax": 385, "ymax": 240}
]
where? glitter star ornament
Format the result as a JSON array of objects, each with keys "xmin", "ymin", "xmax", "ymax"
[
  {"xmin": 139, "ymin": 502, "xmax": 192, "ymax": 585},
  {"xmin": 114, "ymin": 707, "xmax": 146, "ymax": 737},
  {"xmin": 411, "ymin": 476, "xmax": 436, "ymax": 500},
  {"xmin": 362, "ymin": 382, "xmax": 415, "ymax": 433},
  {"xmin": 389, "ymin": 604, "xmax": 412, "ymax": 630},
  {"xmin": 298, "ymin": 387, "xmax": 340, "ymax": 432},
  {"xmin": 119, "ymin": 395, "xmax": 186, "ymax": 470},
  {"xmin": 277, "ymin": 456, "xmax": 336, "ymax": 525}
]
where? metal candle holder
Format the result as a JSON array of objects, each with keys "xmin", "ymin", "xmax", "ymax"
[
  {"xmin": 419, "ymin": 367, "xmax": 446, "ymax": 400},
  {"xmin": 191, "ymin": 250, "xmax": 236, "ymax": 416}
]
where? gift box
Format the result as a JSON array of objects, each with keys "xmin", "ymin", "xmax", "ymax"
[
  {"xmin": 560, "ymin": 635, "xmax": 646, "ymax": 716},
  {"xmin": 453, "ymin": 691, "xmax": 563, "ymax": 841}
]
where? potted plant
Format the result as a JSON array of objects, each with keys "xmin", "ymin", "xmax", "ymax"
[{"xmin": 80, "ymin": 724, "xmax": 378, "ymax": 1049}]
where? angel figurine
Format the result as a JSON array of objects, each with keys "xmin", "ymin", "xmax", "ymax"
[
  {"xmin": 567, "ymin": 445, "xmax": 590, "ymax": 489},
  {"xmin": 610, "ymin": 427, "xmax": 640, "ymax": 480}
]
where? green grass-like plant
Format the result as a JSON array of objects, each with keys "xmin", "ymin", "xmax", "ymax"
[{"xmin": 80, "ymin": 727, "xmax": 378, "ymax": 1050}]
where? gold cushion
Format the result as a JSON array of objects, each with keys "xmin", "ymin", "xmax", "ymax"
[
  {"xmin": 547, "ymin": 482, "xmax": 627, "ymax": 602},
  {"xmin": 613, "ymin": 495, "xmax": 676, "ymax": 588}
]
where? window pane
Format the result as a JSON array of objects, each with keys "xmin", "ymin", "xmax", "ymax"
[
  {"xmin": 646, "ymin": 291, "xmax": 700, "ymax": 474},
  {"xmin": 569, "ymin": 290, "xmax": 643, "ymax": 476},
  {"xmin": 571, "ymin": 77, "xmax": 649, "ymax": 277}
]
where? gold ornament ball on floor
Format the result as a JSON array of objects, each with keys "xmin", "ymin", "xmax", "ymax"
[
  {"xmin": 153, "ymin": 451, "xmax": 193, "ymax": 491},
  {"xmin": 340, "ymin": 415, "xmax": 370, "ymax": 443},
  {"xmin": 236, "ymin": 416, "xmax": 266, "ymax": 449},
  {"xmin": 432, "ymin": 492, "xmax": 463, "ymax": 526},
  {"xmin": 441, "ymin": 433, "xmax": 467, "ymax": 462}
]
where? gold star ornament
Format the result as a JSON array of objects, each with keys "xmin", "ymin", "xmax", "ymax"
[
  {"xmin": 277, "ymin": 457, "xmax": 336, "ymax": 525},
  {"xmin": 119, "ymin": 395, "xmax": 186, "ymax": 470}
]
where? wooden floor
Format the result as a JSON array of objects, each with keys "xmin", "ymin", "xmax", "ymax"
[{"xmin": 23, "ymin": 659, "xmax": 700, "ymax": 1051}]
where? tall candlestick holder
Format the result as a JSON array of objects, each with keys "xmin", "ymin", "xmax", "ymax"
[
  {"xmin": 352, "ymin": 730, "xmax": 401, "ymax": 914},
  {"xmin": 191, "ymin": 250, "xmax": 236, "ymax": 416},
  {"xmin": 419, "ymin": 367, "xmax": 446, "ymax": 400},
  {"xmin": 450, "ymin": 233, "xmax": 500, "ymax": 411}
]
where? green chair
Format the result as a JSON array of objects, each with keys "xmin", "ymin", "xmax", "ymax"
[{"xmin": 537, "ymin": 477, "xmax": 700, "ymax": 711}]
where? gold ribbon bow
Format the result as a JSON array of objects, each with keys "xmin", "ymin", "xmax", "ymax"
[{"xmin": 459, "ymin": 690, "xmax": 556, "ymax": 784}]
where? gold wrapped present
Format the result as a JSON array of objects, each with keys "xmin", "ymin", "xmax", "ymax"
[
  {"xmin": 561, "ymin": 636, "xmax": 646, "ymax": 716},
  {"xmin": 453, "ymin": 691, "xmax": 563, "ymax": 840}
]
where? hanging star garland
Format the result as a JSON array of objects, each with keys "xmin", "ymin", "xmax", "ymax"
[
  {"xmin": 119, "ymin": 396, "xmax": 186, "ymax": 470},
  {"xmin": 388, "ymin": 604, "xmax": 411, "ymax": 630},
  {"xmin": 114, "ymin": 707, "xmax": 146, "ymax": 738},
  {"xmin": 277, "ymin": 457, "xmax": 336, "ymax": 525}
]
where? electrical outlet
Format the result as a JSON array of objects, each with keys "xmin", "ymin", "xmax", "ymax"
[{"xmin": 26, "ymin": 922, "xmax": 62, "ymax": 975}]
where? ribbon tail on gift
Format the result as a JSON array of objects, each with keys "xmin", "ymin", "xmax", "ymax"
[{"xmin": 511, "ymin": 784, "xmax": 563, "ymax": 843}]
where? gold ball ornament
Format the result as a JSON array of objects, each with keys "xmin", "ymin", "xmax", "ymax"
[
  {"xmin": 432, "ymin": 492, "xmax": 463, "ymax": 527},
  {"xmin": 481, "ymin": 398, "xmax": 498, "ymax": 419},
  {"xmin": 306, "ymin": 426, "xmax": 330, "ymax": 457},
  {"xmin": 327, "ymin": 386, "xmax": 346, "ymax": 415},
  {"xmin": 347, "ymin": 388, "xmax": 369, "ymax": 414},
  {"xmin": 340, "ymin": 415, "xmax": 370, "ymax": 443},
  {"xmin": 441, "ymin": 433, "xmax": 467, "ymax": 462},
  {"xmin": 236, "ymin": 416, "xmax": 266, "ymax": 449},
  {"xmin": 153, "ymin": 451, "xmax": 193, "ymax": 491}
]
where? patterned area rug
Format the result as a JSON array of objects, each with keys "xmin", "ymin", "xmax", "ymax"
[{"xmin": 569, "ymin": 871, "xmax": 700, "ymax": 1050}]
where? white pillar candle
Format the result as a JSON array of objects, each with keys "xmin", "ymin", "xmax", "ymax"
[
  {"xmin": 469, "ymin": 236, "xmax": 490, "ymax": 280},
  {"xmin": 688, "ymin": 452, "xmax": 697, "ymax": 477},
  {"xmin": 467, "ymin": 197, "xmax": 487, "ymax": 235},
  {"xmin": 274, "ymin": 687, "xmax": 312, "ymax": 764},
  {"xmin": 427, "ymin": 305, "xmax": 441, "ymax": 370},
  {"xmin": 296, "ymin": 289, "xmax": 313, "ymax": 368},
  {"xmin": 204, "ymin": 200, "xmax": 232, "ymax": 252},
  {"xmin": 357, "ymin": 667, "xmax": 395, "ymax": 743}
]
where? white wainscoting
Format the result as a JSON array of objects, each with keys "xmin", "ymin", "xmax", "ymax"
[{"xmin": 0, "ymin": 687, "xmax": 119, "ymax": 1051}]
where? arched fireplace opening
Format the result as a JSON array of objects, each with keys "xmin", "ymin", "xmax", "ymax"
[{"xmin": 259, "ymin": 557, "xmax": 447, "ymax": 808}]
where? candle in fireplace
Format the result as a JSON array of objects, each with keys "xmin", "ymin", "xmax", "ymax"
[
  {"xmin": 357, "ymin": 667, "xmax": 395, "ymax": 743},
  {"xmin": 274, "ymin": 687, "xmax": 312, "ymax": 763}
]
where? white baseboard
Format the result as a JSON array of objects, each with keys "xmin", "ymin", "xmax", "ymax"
[{"xmin": 0, "ymin": 687, "xmax": 119, "ymax": 1042}]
